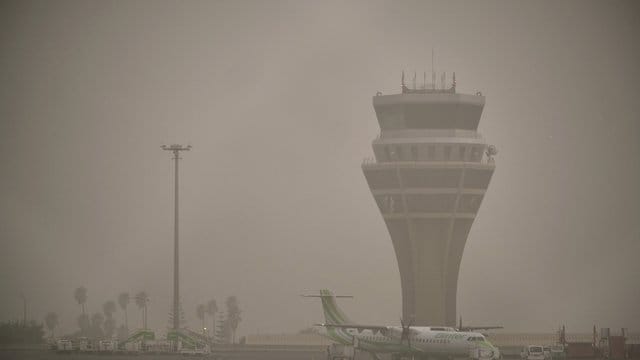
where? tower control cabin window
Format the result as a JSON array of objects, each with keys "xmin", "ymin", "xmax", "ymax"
[
  {"xmin": 471, "ymin": 147, "xmax": 481, "ymax": 162},
  {"xmin": 427, "ymin": 145, "xmax": 435, "ymax": 160},
  {"xmin": 385, "ymin": 146, "xmax": 403, "ymax": 161},
  {"xmin": 384, "ymin": 146, "xmax": 392, "ymax": 162},
  {"xmin": 459, "ymin": 146, "xmax": 466, "ymax": 161},
  {"xmin": 411, "ymin": 146, "xmax": 418, "ymax": 161},
  {"xmin": 444, "ymin": 146, "xmax": 451, "ymax": 161}
]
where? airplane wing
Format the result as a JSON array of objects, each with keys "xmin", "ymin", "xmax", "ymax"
[
  {"xmin": 458, "ymin": 317, "xmax": 503, "ymax": 332},
  {"xmin": 459, "ymin": 326, "xmax": 504, "ymax": 331},
  {"xmin": 314, "ymin": 323, "xmax": 390, "ymax": 332}
]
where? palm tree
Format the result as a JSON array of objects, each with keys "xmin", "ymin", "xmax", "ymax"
[
  {"xmin": 104, "ymin": 317, "xmax": 116, "ymax": 338},
  {"xmin": 225, "ymin": 296, "xmax": 241, "ymax": 344},
  {"xmin": 134, "ymin": 291, "xmax": 149, "ymax": 329},
  {"xmin": 74, "ymin": 286, "xmax": 88, "ymax": 315},
  {"xmin": 117, "ymin": 293, "xmax": 130, "ymax": 329},
  {"xmin": 90, "ymin": 312, "xmax": 105, "ymax": 339},
  {"xmin": 196, "ymin": 304, "xmax": 206, "ymax": 333},
  {"xmin": 44, "ymin": 312, "xmax": 58, "ymax": 339},
  {"xmin": 103, "ymin": 300, "xmax": 116, "ymax": 318},
  {"xmin": 206, "ymin": 299, "xmax": 218, "ymax": 340},
  {"xmin": 103, "ymin": 300, "xmax": 117, "ymax": 338},
  {"xmin": 91, "ymin": 312, "xmax": 105, "ymax": 327},
  {"xmin": 77, "ymin": 314, "xmax": 90, "ymax": 335}
]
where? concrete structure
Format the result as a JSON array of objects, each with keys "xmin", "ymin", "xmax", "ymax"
[{"xmin": 362, "ymin": 74, "xmax": 496, "ymax": 326}]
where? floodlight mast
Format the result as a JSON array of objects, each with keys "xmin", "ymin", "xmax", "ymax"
[{"xmin": 161, "ymin": 144, "xmax": 191, "ymax": 331}]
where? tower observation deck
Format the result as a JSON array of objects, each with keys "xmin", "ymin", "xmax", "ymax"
[{"xmin": 362, "ymin": 74, "xmax": 496, "ymax": 327}]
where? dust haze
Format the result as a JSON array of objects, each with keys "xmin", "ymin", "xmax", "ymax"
[{"xmin": 1, "ymin": 0, "xmax": 639, "ymax": 337}]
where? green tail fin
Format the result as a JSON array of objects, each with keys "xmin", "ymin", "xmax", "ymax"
[{"xmin": 319, "ymin": 289, "xmax": 352, "ymax": 325}]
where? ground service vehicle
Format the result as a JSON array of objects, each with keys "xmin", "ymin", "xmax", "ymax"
[
  {"xmin": 521, "ymin": 345, "xmax": 546, "ymax": 360},
  {"xmin": 549, "ymin": 345, "xmax": 566, "ymax": 360},
  {"xmin": 56, "ymin": 339, "xmax": 73, "ymax": 352}
]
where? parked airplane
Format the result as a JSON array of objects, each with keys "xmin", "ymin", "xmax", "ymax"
[{"xmin": 305, "ymin": 290, "xmax": 501, "ymax": 360}]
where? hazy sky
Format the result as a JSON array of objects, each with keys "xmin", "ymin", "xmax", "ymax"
[{"xmin": 1, "ymin": 1, "xmax": 639, "ymax": 337}]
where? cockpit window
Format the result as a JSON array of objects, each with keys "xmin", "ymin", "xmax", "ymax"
[{"xmin": 467, "ymin": 336, "xmax": 485, "ymax": 342}]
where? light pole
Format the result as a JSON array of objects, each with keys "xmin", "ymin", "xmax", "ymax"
[
  {"xmin": 20, "ymin": 293, "xmax": 26, "ymax": 327},
  {"xmin": 161, "ymin": 144, "xmax": 191, "ymax": 331}
]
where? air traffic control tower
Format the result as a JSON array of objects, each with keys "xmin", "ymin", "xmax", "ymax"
[{"xmin": 362, "ymin": 73, "xmax": 496, "ymax": 327}]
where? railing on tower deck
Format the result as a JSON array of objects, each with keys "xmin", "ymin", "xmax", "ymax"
[
  {"xmin": 374, "ymin": 86, "xmax": 455, "ymax": 96},
  {"xmin": 375, "ymin": 72, "xmax": 458, "ymax": 96},
  {"xmin": 402, "ymin": 85, "xmax": 456, "ymax": 94}
]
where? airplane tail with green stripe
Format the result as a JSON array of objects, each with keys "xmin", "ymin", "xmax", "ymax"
[
  {"xmin": 303, "ymin": 289, "xmax": 353, "ymax": 325},
  {"xmin": 303, "ymin": 290, "xmax": 355, "ymax": 345},
  {"xmin": 318, "ymin": 289, "xmax": 352, "ymax": 325}
]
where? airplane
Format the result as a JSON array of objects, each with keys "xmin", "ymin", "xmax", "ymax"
[{"xmin": 305, "ymin": 290, "xmax": 501, "ymax": 360}]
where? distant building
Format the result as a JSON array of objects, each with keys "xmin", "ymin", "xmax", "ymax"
[{"xmin": 362, "ymin": 73, "xmax": 496, "ymax": 326}]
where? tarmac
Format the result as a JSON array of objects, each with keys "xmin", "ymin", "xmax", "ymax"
[{"xmin": 0, "ymin": 347, "xmax": 326, "ymax": 360}]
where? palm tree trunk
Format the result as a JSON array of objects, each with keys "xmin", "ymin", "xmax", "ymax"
[
  {"xmin": 124, "ymin": 308, "xmax": 128, "ymax": 329},
  {"xmin": 143, "ymin": 306, "xmax": 147, "ymax": 329}
]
